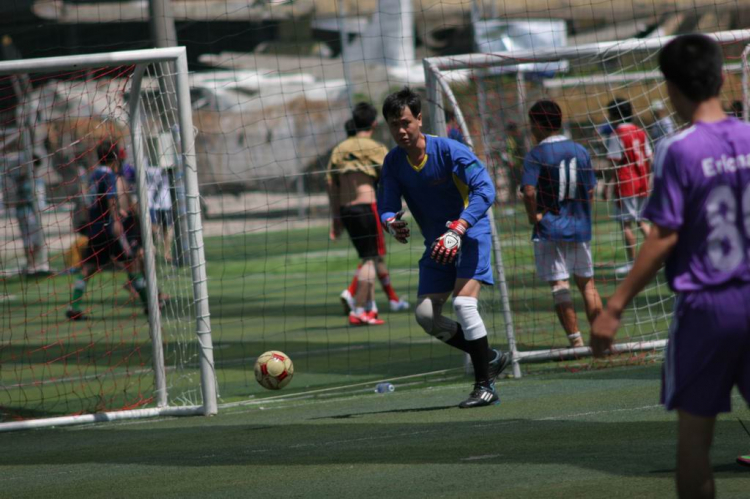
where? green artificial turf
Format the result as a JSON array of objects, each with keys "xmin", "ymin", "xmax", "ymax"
[{"xmin": 0, "ymin": 364, "xmax": 748, "ymax": 498}]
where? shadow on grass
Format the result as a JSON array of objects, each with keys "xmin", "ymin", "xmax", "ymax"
[
  {"xmin": 1, "ymin": 419, "xmax": 748, "ymax": 480},
  {"xmin": 311, "ymin": 404, "xmax": 458, "ymax": 419}
]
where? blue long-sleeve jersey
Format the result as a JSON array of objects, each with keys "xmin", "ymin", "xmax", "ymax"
[{"xmin": 377, "ymin": 135, "xmax": 495, "ymax": 244}]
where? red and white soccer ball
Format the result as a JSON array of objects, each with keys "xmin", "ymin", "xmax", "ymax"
[{"xmin": 254, "ymin": 350, "xmax": 294, "ymax": 390}]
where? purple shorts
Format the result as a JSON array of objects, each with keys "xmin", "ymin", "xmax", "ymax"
[{"xmin": 661, "ymin": 283, "xmax": 750, "ymax": 417}]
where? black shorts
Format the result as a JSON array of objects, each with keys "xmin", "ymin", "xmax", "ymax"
[
  {"xmin": 83, "ymin": 227, "xmax": 131, "ymax": 268},
  {"xmin": 340, "ymin": 203, "xmax": 385, "ymax": 259}
]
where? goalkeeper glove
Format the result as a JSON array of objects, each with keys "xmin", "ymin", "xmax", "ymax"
[
  {"xmin": 384, "ymin": 210, "xmax": 410, "ymax": 244},
  {"xmin": 430, "ymin": 220, "xmax": 466, "ymax": 264}
]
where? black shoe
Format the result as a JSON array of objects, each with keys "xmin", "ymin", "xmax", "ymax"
[
  {"xmin": 488, "ymin": 350, "xmax": 512, "ymax": 385},
  {"xmin": 66, "ymin": 309, "xmax": 90, "ymax": 321},
  {"xmin": 458, "ymin": 384, "xmax": 499, "ymax": 409}
]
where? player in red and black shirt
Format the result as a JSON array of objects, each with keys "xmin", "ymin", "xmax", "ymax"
[{"xmin": 604, "ymin": 98, "xmax": 652, "ymax": 276}]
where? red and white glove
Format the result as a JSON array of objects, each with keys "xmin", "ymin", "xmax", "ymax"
[
  {"xmin": 430, "ymin": 220, "xmax": 466, "ymax": 264},
  {"xmin": 384, "ymin": 211, "xmax": 410, "ymax": 244}
]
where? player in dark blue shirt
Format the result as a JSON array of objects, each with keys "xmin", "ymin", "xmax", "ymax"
[
  {"xmin": 66, "ymin": 141, "xmax": 147, "ymax": 320},
  {"xmin": 377, "ymin": 87, "xmax": 510, "ymax": 408},
  {"xmin": 521, "ymin": 100, "xmax": 602, "ymax": 348}
]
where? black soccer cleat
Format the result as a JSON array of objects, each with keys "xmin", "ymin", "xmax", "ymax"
[
  {"xmin": 488, "ymin": 350, "xmax": 512, "ymax": 386},
  {"xmin": 66, "ymin": 309, "xmax": 90, "ymax": 321},
  {"xmin": 458, "ymin": 384, "xmax": 499, "ymax": 409}
]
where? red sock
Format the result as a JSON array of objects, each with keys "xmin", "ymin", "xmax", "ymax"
[
  {"xmin": 378, "ymin": 272, "xmax": 399, "ymax": 302},
  {"xmin": 347, "ymin": 264, "xmax": 361, "ymax": 295}
]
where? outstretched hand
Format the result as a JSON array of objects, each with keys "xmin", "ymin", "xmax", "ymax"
[
  {"xmin": 430, "ymin": 220, "xmax": 466, "ymax": 265},
  {"xmin": 590, "ymin": 308, "xmax": 621, "ymax": 357},
  {"xmin": 384, "ymin": 211, "xmax": 410, "ymax": 244}
]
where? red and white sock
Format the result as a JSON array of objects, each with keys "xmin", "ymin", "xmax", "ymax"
[
  {"xmin": 378, "ymin": 272, "xmax": 399, "ymax": 302},
  {"xmin": 347, "ymin": 264, "xmax": 361, "ymax": 296}
]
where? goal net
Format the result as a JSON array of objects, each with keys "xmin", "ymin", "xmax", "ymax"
[
  {"xmin": 0, "ymin": 48, "xmax": 216, "ymax": 430},
  {"xmin": 424, "ymin": 29, "xmax": 750, "ymax": 373}
]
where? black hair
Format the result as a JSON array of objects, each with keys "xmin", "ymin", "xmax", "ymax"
[
  {"xmin": 97, "ymin": 140, "xmax": 119, "ymax": 165},
  {"xmin": 444, "ymin": 109, "xmax": 456, "ymax": 122},
  {"xmin": 528, "ymin": 100, "xmax": 562, "ymax": 131},
  {"xmin": 352, "ymin": 102, "xmax": 378, "ymax": 132},
  {"xmin": 382, "ymin": 87, "xmax": 421, "ymax": 121},
  {"xmin": 607, "ymin": 98, "xmax": 633, "ymax": 123},
  {"xmin": 344, "ymin": 118, "xmax": 357, "ymax": 137},
  {"xmin": 658, "ymin": 34, "xmax": 723, "ymax": 102}
]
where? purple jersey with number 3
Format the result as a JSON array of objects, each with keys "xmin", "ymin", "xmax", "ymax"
[{"xmin": 642, "ymin": 118, "xmax": 750, "ymax": 292}]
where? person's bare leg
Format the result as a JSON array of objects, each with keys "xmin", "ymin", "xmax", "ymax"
[
  {"xmin": 573, "ymin": 275, "xmax": 602, "ymax": 325},
  {"xmin": 550, "ymin": 280, "xmax": 583, "ymax": 347},
  {"xmin": 375, "ymin": 257, "xmax": 402, "ymax": 304},
  {"xmin": 24, "ymin": 245, "xmax": 35, "ymax": 272},
  {"xmin": 676, "ymin": 410, "xmax": 716, "ymax": 499},
  {"xmin": 622, "ymin": 220, "xmax": 637, "ymax": 262},
  {"xmin": 163, "ymin": 224, "xmax": 174, "ymax": 262},
  {"xmin": 354, "ymin": 259, "xmax": 376, "ymax": 310}
]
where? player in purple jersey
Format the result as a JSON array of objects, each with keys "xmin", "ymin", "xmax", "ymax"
[
  {"xmin": 591, "ymin": 34, "xmax": 750, "ymax": 498},
  {"xmin": 378, "ymin": 87, "xmax": 510, "ymax": 408}
]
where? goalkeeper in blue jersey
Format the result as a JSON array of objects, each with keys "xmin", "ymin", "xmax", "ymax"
[
  {"xmin": 377, "ymin": 87, "xmax": 510, "ymax": 408},
  {"xmin": 521, "ymin": 100, "xmax": 603, "ymax": 348}
]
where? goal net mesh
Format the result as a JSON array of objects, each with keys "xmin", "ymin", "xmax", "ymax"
[
  {"xmin": 3, "ymin": 6, "xmax": 750, "ymax": 423},
  {"xmin": 0, "ymin": 61, "xmax": 204, "ymax": 420},
  {"xmin": 428, "ymin": 32, "xmax": 750, "ymax": 369}
]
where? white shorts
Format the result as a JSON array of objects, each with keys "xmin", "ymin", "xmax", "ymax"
[
  {"xmin": 613, "ymin": 196, "xmax": 647, "ymax": 222},
  {"xmin": 533, "ymin": 240, "xmax": 594, "ymax": 282}
]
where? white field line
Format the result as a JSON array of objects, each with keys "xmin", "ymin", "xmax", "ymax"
[
  {"xmin": 534, "ymin": 404, "xmax": 662, "ymax": 421},
  {"xmin": 219, "ymin": 367, "xmax": 464, "ymax": 409},
  {"xmin": 461, "ymin": 454, "xmax": 501, "ymax": 461}
]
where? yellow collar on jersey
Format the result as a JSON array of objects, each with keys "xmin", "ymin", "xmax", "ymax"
[
  {"xmin": 407, "ymin": 153, "xmax": 429, "ymax": 172},
  {"xmin": 406, "ymin": 134, "xmax": 434, "ymax": 172}
]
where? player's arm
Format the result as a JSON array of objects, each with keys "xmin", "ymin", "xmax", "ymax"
[
  {"xmin": 591, "ymin": 147, "xmax": 682, "ymax": 356},
  {"xmin": 603, "ymin": 133, "xmax": 623, "ymax": 200},
  {"xmin": 590, "ymin": 224, "xmax": 678, "ymax": 356},
  {"xmin": 583, "ymin": 150, "xmax": 598, "ymax": 203},
  {"xmin": 454, "ymin": 158, "xmax": 495, "ymax": 228},
  {"xmin": 431, "ymin": 150, "xmax": 495, "ymax": 264},
  {"xmin": 522, "ymin": 186, "xmax": 541, "ymax": 225},
  {"xmin": 325, "ymin": 152, "xmax": 343, "ymax": 240},
  {"xmin": 377, "ymin": 155, "xmax": 409, "ymax": 243},
  {"xmin": 109, "ymin": 175, "xmax": 133, "ymax": 258},
  {"xmin": 115, "ymin": 175, "xmax": 131, "ymax": 218},
  {"xmin": 520, "ymin": 151, "xmax": 542, "ymax": 225}
]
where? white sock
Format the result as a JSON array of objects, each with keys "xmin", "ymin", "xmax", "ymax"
[
  {"xmin": 567, "ymin": 332, "xmax": 582, "ymax": 342},
  {"xmin": 366, "ymin": 301, "xmax": 378, "ymax": 312},
  {"xmin": 354, "ymin": 307, "xmax": 365, "ymax": 316}
]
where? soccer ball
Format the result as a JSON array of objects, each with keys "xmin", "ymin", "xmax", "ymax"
[{"xmin": 254, "ymin": 350, "xmax": 294, "ymax": 390}]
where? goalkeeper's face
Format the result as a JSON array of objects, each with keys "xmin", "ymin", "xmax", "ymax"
[{"xmin": 387, "ymin": 107, "xmax": 422, "ymax": 149}]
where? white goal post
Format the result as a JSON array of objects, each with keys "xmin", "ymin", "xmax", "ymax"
[
  {"xmin": 0, "ymin": 47, "xmax": 217, "ymax": 431},
  {"xmin": 423, "ymin": 29, "xmax": 750, "ymax": 377}
]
